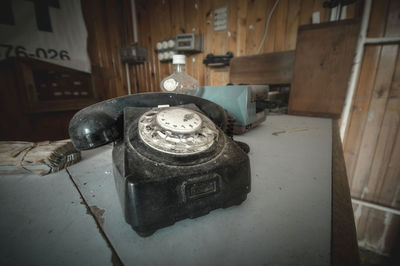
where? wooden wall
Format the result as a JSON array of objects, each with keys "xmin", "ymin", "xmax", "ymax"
[
  {"xmin": 83, "ymin": 0, "xmax": 360, "ymax": 96},
  {"xmin": 82, "ymin": 0, "xmax": 134, "ymax": 99},
  {"xmin": 130, "ymin": 0, "xmax": 360, "ymax": 91},
  {"xmin": 343, "ymin": 0, "xmax": 400, "ymax": 255}
]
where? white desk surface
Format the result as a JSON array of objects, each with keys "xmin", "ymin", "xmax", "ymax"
[
  {"xmin": 0, "ymin": 170, "xmax": 112, "ymax": 266},
  {"xmin": 0, "ymin": 115, "xmax": 332, "ymax": 266}
]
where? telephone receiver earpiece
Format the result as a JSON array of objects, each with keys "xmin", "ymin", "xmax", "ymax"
[{"xmin": 69, "ymin": 92, "xmax": 228, "ymax": 151}]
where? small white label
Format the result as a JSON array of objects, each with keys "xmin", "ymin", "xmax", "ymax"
[
  {"xmin": 312, "ymin": 11, "xmax": 320, "ymax": 24},
  {"xmin": 163, "ymin": 78, "xmax": 178, "ymax": 91}
]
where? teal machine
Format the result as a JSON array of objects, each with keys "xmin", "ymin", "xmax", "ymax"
[{"xmin": 195, "ymin": 85, "xmax": 269, "ymax": 134}]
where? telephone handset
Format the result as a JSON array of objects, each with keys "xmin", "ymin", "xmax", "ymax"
[
  {"xmin": 69, "ymin": 93, "xmax": 228, "ymax": 151},
  {"xmin": 69, "ymin": 92, "xmax": 251, "ymax": 237}
]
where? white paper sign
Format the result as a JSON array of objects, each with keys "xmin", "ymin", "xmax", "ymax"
[
  {"xmin": 213, "ymin": 6, "xmax": 228, "ymax": 31},
  {"xmin": 0, "ymin": 0, "xmax": 91, "ymax": 73}
]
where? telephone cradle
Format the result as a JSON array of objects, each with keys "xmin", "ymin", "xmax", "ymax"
[{"xmin": 69, "ymin": 93, "xmax": 251, "ymax": 237}]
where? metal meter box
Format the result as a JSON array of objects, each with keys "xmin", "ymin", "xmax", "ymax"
[
  {"xmin": 175, "ymin": 33, "xmax": 203, "ymax": 53},
  {"xmin": 120, "ymin": 45, "xmax": 148, "ymax": 64}
]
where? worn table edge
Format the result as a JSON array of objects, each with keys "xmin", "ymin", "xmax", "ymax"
[{"xmin": 331, "ymin": 119, "xmax": 360, "ymax": 266}]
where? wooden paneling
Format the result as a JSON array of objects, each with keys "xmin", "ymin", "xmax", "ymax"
[
  {"xmin": 288, "ymin": 20, "xmax": 360, "ymax": 118},
  {"xmin": 229, "ymin": 50, "xmax": 295, "ymax": 85},
  {"xmin": 343, "ymin": 0, "xmax": 400, "ymax": 255},
  {"xmin": 130, "ymin": 0, "xmax": 360, "ymax": 90},
  {"xmin": 82, "ymin": 0, "xmax": 133, "ymax": 99}
]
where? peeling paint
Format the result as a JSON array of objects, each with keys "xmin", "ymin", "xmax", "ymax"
[
  {"xmin": 111, "ymin": 253, "xmax": 123, "ymax": 266},
  {"xmin": 391, "ymin": 183, "xmax": 400, "ymax": 205},
  {"xmin": 367, "ymin": 110, "xmax": 375, "ymax": 122},
  {"xmin": 88, "ymin": 205, "xmax": 105, "ymax": 227},
  {"xmin": 376, "ymin": 212, "xmax": 392, "ymax": 251},
  {"xmin": 65, "ymin": 169, "xmax": 122, "ymax": 265},
  {"xmin": 361, "ymin": 187, "xmax": 369, "ymax": 199},
  {"xmin": 353, "ymin": 203, "xmax": 362, "ymax": 228}
]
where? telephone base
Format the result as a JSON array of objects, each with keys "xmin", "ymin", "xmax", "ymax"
[
  {"xmin": 129, "ymin": 193, "xmax": 248, "ymax": 237},
  {"xmin": 112, "ymin": 106, "xmax": 251, "ymax": 237}
]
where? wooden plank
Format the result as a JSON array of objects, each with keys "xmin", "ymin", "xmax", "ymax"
[
  {"xmin": 105, "ymin": 0, "xmax": 128, "ymax": 96},
  {"xmin": 343, "ymin": 46, "xmax": 382, "ymax": 185},
  {"xmin": 288, "ymin": 20, "xmax": 360, "ymax": 118},
  {"xmin": 350, "ymin": 45, "xmax": 398, "ymax": 198},
  {"xmin": 364, "ymin": 49, "xmax": 400, "ymax": 204},
  {"xmin": 135, "ymin": 0, "xmax": 150, "ymax": 93},
  {"xmin": 203, "ymin": 0, "xmax": 231, "ymax": 85},
  {"xmin": 262, "ymin": 0, "xmax": 277, "ymax": 53},
  {"xmin": 356, "ymin": 51, "xmax": 400, "ymax": 253},
  {"xmin": 244, "ymin": 0, "xmax": 268, "ymax": 55},
  {"xmin": 196, "ymin": 0, "xmax": 208, "ymax": 86},
  {"xmin": 350, "ymin": 45, "xmax": 398, "ymax": 253},
  {"xmin": 82, "ymin": 0, "xmax": 130, "ymax": 98},
  {"xmin": 122, "ymin": 3, "xmax": 140, "ymax": 101},
  {"xmin": 367, "ymin": 0, "xmax": 390, "ymax": 38},
  {"xmin": 227, "ymin": 0, "xmax": 239, "ymax": 58},
  {"xmin": 184, "ymin": 0, "xmax": 203, "ymax": 84},
  {"xmin": 367, "ymin": 65, "xmax": 400, "ymax": 249},
  {"xmin": 299, "ymin": 0, "xmax": 314, "ymax": 26},
  {"xmin": 120, "ymin": 0, "xmax": 135, "ymax": 95},
  {"xmin": 384, "ymin": 0, "xmax": 400, "ymax": 37},
  {"xmin": 284, "ymin": 0, "xmax": 301, "ymax": 50},
  {"xmin": 149, "ymin": 0, "xmax": 173, "ymax": 91},
  {"xmin": 229, "ymin": 50, "xmax": 295, "ymax": 85},
  {"xmin": 331, "ymin": 120, "xmax": 361, "ymax": 266},
  {"xmin": 374, "ymin": 49, "xmax": 400, "ymax": 207},
  {"xmin": 272, "ymin": 0, "xmax": 288, "ymax": 52},
  {"xmin": 236, "ymin": 0, "xmax": 248, "ymax": 56},
  {"xmin": 345, "ymin": 0, "xmax": 362, "ymax": 20},
  {"xmin": 208, "ymin": 66, "xmax": 230, "ymax": 86},
  {"xmin": 141, "ymin": 0, "xmax": 155, "ymax": 92},
  {"xmin": 344, "ymin": 23, "xmax": 400, "ymax": 252}
]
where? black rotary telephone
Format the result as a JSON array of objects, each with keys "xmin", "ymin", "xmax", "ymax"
[{"xmin": 69, "ymin": 93, "xmax": 251, "ymax": 237}]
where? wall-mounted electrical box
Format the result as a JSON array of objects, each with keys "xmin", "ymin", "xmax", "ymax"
[
  {"xmin": 156, "ymin": 34, "xmax": 203, "ymax": 62},
  {"xmin": 156, "ymin": 39, "xmax": 177, "ymax": 62},
  {"xmin": 175, "ymin": 33, "xmax": 203, "ymax": 53},
  {"xmin": 120, "ymin": 45, "xmax": 147, "ymax": 64}
]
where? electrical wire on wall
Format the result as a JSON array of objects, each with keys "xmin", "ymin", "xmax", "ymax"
[
  {"xmin": 125, "ymin": 0, "xmax": 139, "ymax": 95},
  {"xmin": 256, "ymin": 0, "xmax": 280, "ymax": 54}
]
